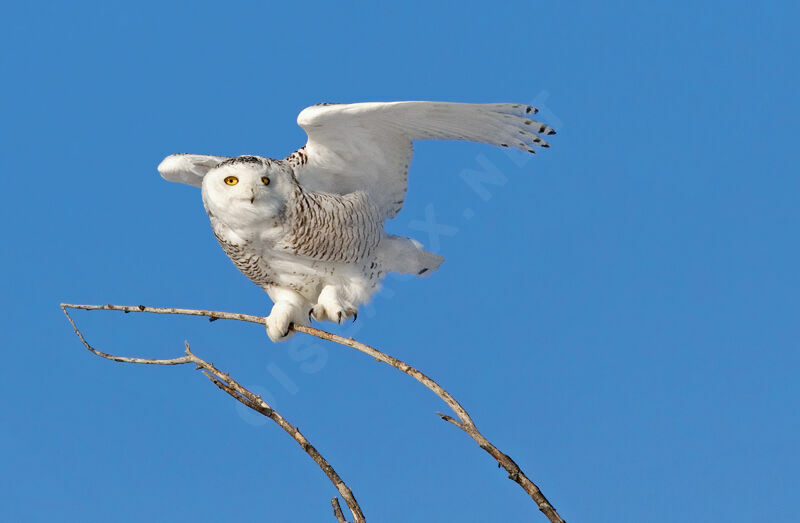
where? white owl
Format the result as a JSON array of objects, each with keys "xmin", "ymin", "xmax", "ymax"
[{"xmin": 158, "ymin": 102, "xmax": 555, "ymax": 341}]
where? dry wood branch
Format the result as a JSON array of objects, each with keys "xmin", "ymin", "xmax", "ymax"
[
  {"xmin": 61, "ymin": 305, "xmax": 363, "ymax": 523},
  {"xmin": 331, "ymin": 497, "xmax": 346, "ymax": 523},
  {"xmin": 61, "ymin": 303, "xmax": 565, "ymax": 523}
]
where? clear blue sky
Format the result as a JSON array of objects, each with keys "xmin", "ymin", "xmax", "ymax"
[{"xmin": 2, "ymin": 2, "xmax": 798, "ymax": 522}]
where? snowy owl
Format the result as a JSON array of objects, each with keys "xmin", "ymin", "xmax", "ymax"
[{"xmin": 158, "ymin": 102, "xmax": 555, "ymax": 341}]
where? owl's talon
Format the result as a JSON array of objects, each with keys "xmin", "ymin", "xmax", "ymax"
[
  {"xmin": 352, "ymin": 311, "xmax": 358, "ymax": 323},
  {"xmin": 311, "ymin": 286, "xmax": 359, "ymax": 324}
]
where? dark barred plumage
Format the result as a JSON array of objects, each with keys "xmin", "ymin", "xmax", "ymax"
[
  {"xmin": 213, "ymin": 230, "xmax": 276, "ymax": 290},
  {"xmin": 216, "ymin": 155, "xmax": 269, "ymax": 168},
  {"xmin": 279, "ymin": 184, "xmax": 382, "ymax": 264},
  {"xmin": 285, "ymin": 147, "xmax": 308, "ymax": 168}
]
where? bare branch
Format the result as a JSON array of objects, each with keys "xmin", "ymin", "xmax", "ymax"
[
  {"xmin": 436, "ymin": 412, "xmax": 465, "ymax": 430},
  {"xmin": 62, "ymin": 302, "xmax": 264, "ymax": 324},
  {"xmin": 292, "ymin": 325, "xmax": 566, "ymax": 523},
  {"xmin": 60, "ymin": 303, "xmax": 565, "ymax": 522},
  {"xmin": 62, "ymin": 306, "xmax": 193, "ymax": 365},
  {"xmin": 191, "ymin": 348, "xmax": 364, "ymax": 523},
  {"xmin": 60, "ymin": 305, "xmax": 363, "ymax": 523},
  {"xmin": 331, "ymin": 497, "xmax": 346, "ymax": 523}
]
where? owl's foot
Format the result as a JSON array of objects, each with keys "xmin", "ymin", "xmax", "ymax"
[
  {"xmin": 265, "ymin": 312, "xmax": 293, "ymax": 342},
  {"xmin": 266, "ymin": 299, "xmax": 309, "ymax": 342},
  {"xmin": 310, "ymin": 303, "xmax": 358, "ymax": 324},
  {"xmin": 311, "ymin": 285, "xmax": 358, "ymax": 324}
]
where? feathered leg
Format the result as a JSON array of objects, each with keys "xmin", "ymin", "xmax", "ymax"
[{"xmin": 265, "ymin": 286, "xmax": 311, "ymax": 341}]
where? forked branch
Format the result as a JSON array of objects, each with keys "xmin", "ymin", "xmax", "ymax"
[
  {"xmin": 61, "ymin": 305, "xmax": 364, "ymax": 523},
  {"xmin": 61, "ymin": 303, "xmax": 565, "ymax": 523}
]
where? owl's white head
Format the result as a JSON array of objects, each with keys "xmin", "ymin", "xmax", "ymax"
[{"xmin": 158, "ymin": 153, "xmax": 297, "ymax": 235}]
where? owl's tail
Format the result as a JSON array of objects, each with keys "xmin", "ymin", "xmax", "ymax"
[{"xmin": 377, "ymin": 235, "xmax": 444, "ymax": 277}]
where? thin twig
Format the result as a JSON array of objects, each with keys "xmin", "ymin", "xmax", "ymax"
[
  {"xmin": 331, "ymin": 497, "xmax": 346, "ymax": 523},
  {"xmin": 61, "ymin": 305, "xmax": 363, "ymax": 523},
  {"xmin": 61, "ymin": 303, "xmax": 565, "ymax": 523}
]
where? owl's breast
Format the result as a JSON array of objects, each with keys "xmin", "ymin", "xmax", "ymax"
[
  {"xmin": 213, "ymin": 227, "xmax": 276, "ymax": 290},
  {"xmin": 211, "ymin": 217, "xmax": 325, "ymax": 299}
]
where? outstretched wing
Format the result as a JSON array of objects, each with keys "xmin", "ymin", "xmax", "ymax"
[
  {"xmin": 158, "ymin": 154, "xmax": 231, "ymax": 187},
  {"xmin": 288, "ymin": 101, "xmax": 555, "ymax": 219}
]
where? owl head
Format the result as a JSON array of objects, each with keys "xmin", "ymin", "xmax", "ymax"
[{"xmin": 158, "ymin": 153, "xmax": 296, "ymax": 228}]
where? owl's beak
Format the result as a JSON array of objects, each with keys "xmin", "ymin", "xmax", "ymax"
[{"xmin": 249, "ymin": 188, "xmax": 255, "ymax": 204}]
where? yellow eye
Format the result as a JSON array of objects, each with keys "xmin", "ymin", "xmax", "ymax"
[
  {"xmin": 224, "ymin": 176, "xmax": 238, "ymax": 186},
  {"xmin": 261, "ymin": 176, "xmax": 270, "ymax": 185}
]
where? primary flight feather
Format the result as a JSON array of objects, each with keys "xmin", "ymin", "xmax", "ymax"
[{"xmin": 158, "ymin": 101, "xmax": 555, "ymax": 341}]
